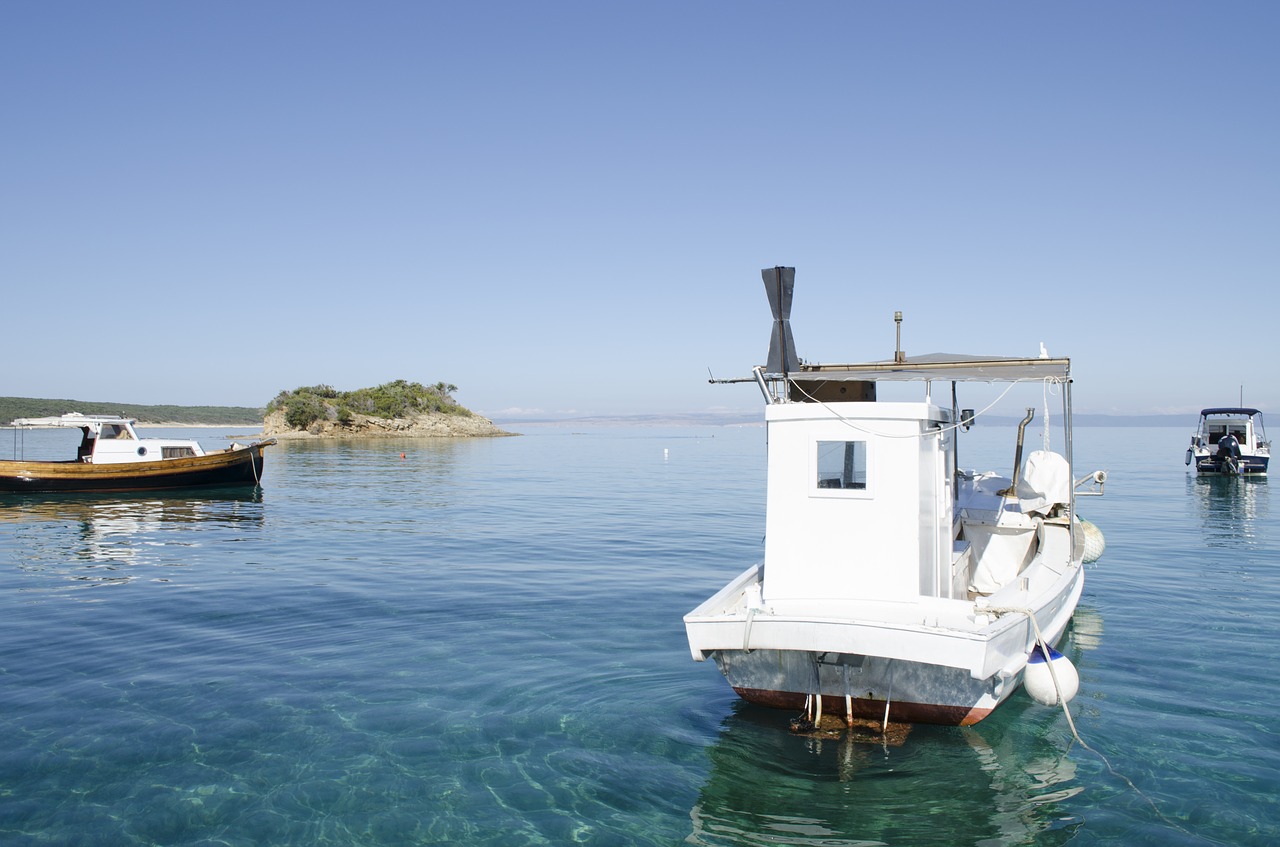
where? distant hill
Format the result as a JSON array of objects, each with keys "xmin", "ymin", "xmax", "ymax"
[
  {"xmin": 1091, "ymin": 414, "xmax": 1190, "ymax": 427},
  {"xmin": 995, "ymin": 413, "xmax": 1193, "ymax": 428},
  {"xmin": 495, "ymin": 411, "xmax": 1197, "ymax": 427},
  {"xmin": 0, "ymin": 396, "xmax": 264, "ymax": 426},
  {"xmin": 4, "ymin": 396, "xmax": 1201, "ymax": 430}
]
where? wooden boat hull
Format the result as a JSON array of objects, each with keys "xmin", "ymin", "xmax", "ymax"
[{"xmin": 0, "ymin": 440, "xmax": 275, "ymax": 493}]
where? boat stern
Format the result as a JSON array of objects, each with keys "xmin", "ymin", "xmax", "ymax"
[{"xmin": 684, "ymin": 564, "xmax": 762, "ymax": 661}]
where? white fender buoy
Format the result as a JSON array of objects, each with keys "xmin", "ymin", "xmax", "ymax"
[
  {"xmin": 1080, "ymin": 518, "xmax": 1106, "ymax": 564},
  {"xmin": 1024, "ymin": 643, "xmax": 1079, "ymax": 706}
]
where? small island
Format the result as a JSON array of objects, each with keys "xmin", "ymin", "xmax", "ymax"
[{"xmin": 263, "ymin": 380, "xmax": 513, "ymax": 439}]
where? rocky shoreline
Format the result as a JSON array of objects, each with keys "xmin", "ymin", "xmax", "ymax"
[{"xmin": 261, "ymin": 409, "xmax": 514, "ymax": 440}]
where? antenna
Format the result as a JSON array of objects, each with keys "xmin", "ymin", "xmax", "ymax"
[{"xmin": 894, "ymin": 311, "xmax": 906, "ymax": 363}]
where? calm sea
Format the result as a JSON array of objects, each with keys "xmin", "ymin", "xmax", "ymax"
[{"xmin": 0, "ymin": 423, "xmax": 1276, "ymax": 846}]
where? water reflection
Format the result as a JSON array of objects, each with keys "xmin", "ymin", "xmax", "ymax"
[
  {"xmin": 1187, "ymin": 475, "xmax": 1269, "ymax": 548},
  {"xmin": 688, "ymin": 700, "xmax": 1082, "ymax": 846},
  {"xmin": 269, "ymin": 437, "xmax": 471, "ymax": 512},
  {"xmin": 0, "ymin": 489, "xmax": 264, "ymax": 586},
  {"xmin": 686, "ymin": 609, "xmax": 1102, "ymax": 847},
  {"xmin": 1069, "ymin": 605, "xmax": 1105, "ymax": 653}
]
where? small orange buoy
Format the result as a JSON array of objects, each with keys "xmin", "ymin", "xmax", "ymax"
[{"xmin": 400, "ymin": 452, "xmax": 406, "ymax": 459}]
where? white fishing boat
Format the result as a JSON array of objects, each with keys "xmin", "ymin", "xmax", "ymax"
[
  {"xmin": 1185, "ymin": 408, "xmax": 1269, "ymax": 476},
  {"xmin": 684, "ymin": 267, "xmax": 1106, "ymax": 726}
]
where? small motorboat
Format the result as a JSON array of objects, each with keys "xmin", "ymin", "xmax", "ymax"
[
  {"xmin": 684, "ymin": 267, "xmax": 1107, "ymax": 727},
  {"xmin": 1, "ymin": 413, "xmax": 275, "ymax": 493},
  {"xmin": 1186, "ymin": 408, "xmax": 1269, "ymax": 476}
]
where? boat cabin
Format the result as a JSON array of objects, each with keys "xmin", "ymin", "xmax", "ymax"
[
  {"xmin": 1196, "ymin": 408, "xmax": 1262, "ymax": 450},
  {"xmin": 763, "ymin": 400, "xmax": 957, "ymax": 606},
  {"xmin": 10, "ymin": 414, "xmax": 206, "ymax": 465},
  {"xmin": 755, "ymin": 352, "xmax": 1079, "ymax": 611}
]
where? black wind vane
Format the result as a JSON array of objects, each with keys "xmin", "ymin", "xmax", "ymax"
[{"xmin": 763, "ymin": 266, "xmax": 799, "ymax": 375}]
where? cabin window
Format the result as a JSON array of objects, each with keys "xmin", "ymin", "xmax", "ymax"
[
  {"xmin": 162, "ymin": 447, "xmax": 197, "ymax": 458},
  {"xmin": 816, "ymin": 440, "xmax": 868, "ymax": 492},
  {"xmin": 1208, "ymin": 423, "xmax": 1248, "ymax": 445},
  {"xmin": 99, "ymin": 424, "xmax": 134, "ymax": 440}
]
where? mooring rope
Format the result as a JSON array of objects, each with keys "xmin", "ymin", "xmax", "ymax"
[
  {"xmin": 882, "ymin": 662, "xmax": 895, "ymax": 734},
  {"xmin": 986, "ymin": 605, "xmax": 1191, "ymax": 835},
  {"xmin": 984, "ymin": 605, "xmax": 1080, "ymax": 741}
]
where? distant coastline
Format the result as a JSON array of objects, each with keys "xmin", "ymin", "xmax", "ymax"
[
  {"xmin": 493, "ymin": 411, "xmax": 1199, "ymax": 428},
  {"xmin": 3, "ymin": 396, "xmax": 1204, "ymax": 432},
  {"xmin": 138, "ymin": 422, "xmax": 265, "ymax": 430},
  {"xmin": 0, "ymin": 396, "xmax": 262, "ymax": 427}
]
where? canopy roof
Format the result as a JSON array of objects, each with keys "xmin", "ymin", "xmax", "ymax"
[
  {"xmin": 1199, "ymin": 407, "xmax": 1262, "ymax": 417},
  {"xmin": 10, "ymin": 413, "xmax": 135, "ymax": 428},
  {"xmin": 778, "ymin": 352, "xmax": 1071, "ymax": 383}
]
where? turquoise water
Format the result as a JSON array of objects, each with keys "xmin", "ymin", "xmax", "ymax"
[{"xmin": 0, "ymin": 424, "xmax": 1276, "ymax": 845}]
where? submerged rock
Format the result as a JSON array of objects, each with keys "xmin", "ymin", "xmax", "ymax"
[{"xmin": 788, "ymin": 711, "xmax": 913, "ymax": 745}]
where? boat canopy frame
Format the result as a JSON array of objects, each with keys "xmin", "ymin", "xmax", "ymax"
[
  {"xmin": 1199, "ymin": 407, "xmax": 1263, "ymax": 417},
  {"xmin": 772, "ymin": 353, "xmax": 1071, "ymax": 384},
  {"xmin": 1197, "ymin": 408, "xmax": 1266, "ymax": 440},
  {"xmin": 9, "ymin": 414, "xmax": 140, "ymax": 429}
]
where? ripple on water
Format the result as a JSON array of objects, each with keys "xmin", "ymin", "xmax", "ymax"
[{"xmin": 1, "ymin": 426, "xmax": 1278, "ymax": 845}]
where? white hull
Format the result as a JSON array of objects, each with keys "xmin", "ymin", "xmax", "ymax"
[{"xmin": 686, "ymin": 558, "xmax": 1082, "ymax": 725}]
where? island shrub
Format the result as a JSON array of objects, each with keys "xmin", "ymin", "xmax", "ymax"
[
  {"xmin": 283, "ymin": 394, "xmax": 328, "ymax": 430},
  {"xmin": 268, "ymin": 379, "xmax": 472, "ymax": 430}
]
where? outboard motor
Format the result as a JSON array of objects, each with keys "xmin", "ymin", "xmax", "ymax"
[{"xmin": 1216, "ymin": 434, "xmax": 1241, "ymax": 473}]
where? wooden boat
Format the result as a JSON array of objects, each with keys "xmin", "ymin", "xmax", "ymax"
[
  {"xmin": 1, "ymin": 413, "xmax": 275, "ymax": 493},
  {"xmin": 684, "ymin": 267, "xmax": 1108, "ymax": 726},
  {"xmin": 1185, "ymin": 407, "xmax": 1270, "ymax": 476}
]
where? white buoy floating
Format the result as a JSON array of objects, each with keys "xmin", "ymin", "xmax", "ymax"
[{"xmin": 1024, "ymin": 643, "xmax": 1080, "ymax": 706}]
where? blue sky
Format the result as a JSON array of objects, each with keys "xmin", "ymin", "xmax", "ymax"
[{"xmin": 3, "ymin": 2, "xmax": 1276, "ymax": 420}]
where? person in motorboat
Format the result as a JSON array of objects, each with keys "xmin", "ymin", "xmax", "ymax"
[{"xmin": 1215, "ymin": 433, "xmax": 1242, "ymax": 472}]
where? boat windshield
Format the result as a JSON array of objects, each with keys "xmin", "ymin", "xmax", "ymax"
[
  {"xmin": 1205, "ymin": 418, "xmax": 1250, "ymax": 445},
  {"xmin": 99, "ymin": 424, "xmax": 134, "ymax": 440}
]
